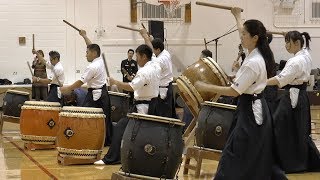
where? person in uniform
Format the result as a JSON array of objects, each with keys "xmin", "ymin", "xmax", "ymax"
[
  {"xmin": 121, "ymin": 49, "xmax": 138, "ymax": 105},
  {"xmin": 140, "ymin": 29, "xmax": 176, "ymax": 118},
  {"xmin": 31, "ymin": 49, "xmax": 48, "ymax": 101},
  {"xmin": 60, "ymin": 29, "xmax": 112, "ymax": 146},
  {"xmin": 32, "ymin": 50, "xmax": 64, "ymax": 103},
  {"xmin": 195, "ymin": 8, "xmax": 286, "ymax": 179},
  {"xmin": 267, "ymin": 30, "xmax": 320, "ymax": 173},
  {"xmin": 94, "ymin": 44, "xmax": 161, "ymax": 165}
]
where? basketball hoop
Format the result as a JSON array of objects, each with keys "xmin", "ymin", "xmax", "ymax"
[{"xmin": 158, "ymin": 0, "xmax": 181, "ymax": 17}]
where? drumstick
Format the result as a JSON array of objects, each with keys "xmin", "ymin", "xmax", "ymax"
[
  {"xmin": 196, "ymin": 1, "xmax": 244, "ymax": 12},
  {"xmin": 32, "ymin": 34, "xmax": 35, "ymax": 50},
  {"xmin": 63, "ymin": 20, "xmax": 81, "ymax": 32},
  {"xmin": 204, "ymin": 38, "xmax": 207, "ymax": 50},
  {"xmin": 27, "ymin": 61, "xmax": 34, "ymax": 76},
  {"xmin": 267, "ymin": 31, "xmax": 286, "ymax": 36},
  {"xmin": 141, "ymin": 22, "xmax": 151, "ymax": 37},
  {"xmin": 116, "ymin": 25, "xmax": 140, "ymax": 32},
  {"xmin": 102, "ymin": 53, "xmax": 110, "ymax": 77}
]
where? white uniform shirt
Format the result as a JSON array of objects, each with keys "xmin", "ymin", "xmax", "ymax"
[
  {"xmin": 80, "ymin": 57, "xmax": 108, "ymax": 88},
  {"xmin": 231, "ymin": 48, "xmax": 267, "ymax": 125},
  {"xmin": 153, "ymin": 49, "xmax": 173, "ymax": 99},
  {"xmin": 129, "ymin": 60, "xmax": 161, "ymax": 114},
  {"xmin": 276, "ymin": 48, "xmax": 312, "ymax": 88},
  {"xmin": 46, "ymin": 61, "xmax": 65, "ymax": 86}
]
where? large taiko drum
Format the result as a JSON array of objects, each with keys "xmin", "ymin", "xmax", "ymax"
[
  {"xmin": 20, "ymin": 101, "xmax": 61, "ymax": 145},
  {"xmin": 176, "ymin": 57, "xmax": 229, "ymax": 116},
  {"xmin": 56, "ymin": 106, "xmax": 105, "ymax": 159},
  {"xmin": 121, "ymin": 113, "xmax": 185, "ymax": 179},
  {"xmin": 195, "ymin": 101, "xmax": 236, "ymax": 150},
  {"xmin": 109, "ymin": 91, "xmax": 130, "ymax": 122},
  {"xmin": 3, "ymin": 90, "xmax": 30, "ymax": 119}
]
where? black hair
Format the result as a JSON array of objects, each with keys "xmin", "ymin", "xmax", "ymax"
[
  {"xmin": 244, "ymin": 19, "xmax": 276, "ymax": 78},
  {"xmin": 135, "ymin": 44, "xmax": 153, "ymax": 60},
  {"xmin": 201, "ymin": 49, "xmax": 213, "ymax": 58},
  {"xmin": 49, "ymin": 51, "xmax": 60, "ymax": 61},
  {"xmin": 151, "ymin": 38, "xmax": 164, "ymax": 52},
  {"xmin": 128, "ymin": 49, "xmax": 134, "ymax": 53},
  {"xmin": 285, "ymin": 31, "xmax": 311, "ymax": 50},
  {"xmin": 87, "ymin": 44, "xmax": 101, "ymax": 57},
  {"xmin": 267, "ymin": 33, "xmax": 273, "ymax": 44},
  {"xmin": 278, "ymin": 60, "xmax": 287, "ymax": 71},
  {"xmin": 37, "ymin": 50, "xmax": 44, "ymax": 57}
]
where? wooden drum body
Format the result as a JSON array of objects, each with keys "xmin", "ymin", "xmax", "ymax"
[
  {"xmin": 56, "ymin": 106, "xmax": 105, "ymax": 159},
  {"xmin": 121, "ymin": 113, "xmax": 185, "ymax": 179},
  {"xmin": 195, "ymin": 101, "xmax": 236, "ymax": 150},
  {"xmin": 109, "ymin": 91, "xmax": 130, "ymax": 122},
  {"xmin": 20, "ymin": 101, "xmax": 61, "ymax": 145},
  {"xmin": 176, "ymin": 57, "xmax": 229, "ymax": 116},
  {"xmin": 3, "ymin": 90, "xmax": 30, "ymax": 119}
]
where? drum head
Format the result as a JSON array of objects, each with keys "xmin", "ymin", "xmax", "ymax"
[
  {"xmin": 59, "ymin": 106, "xmax": 105, "ymax": 118},
  {"xmin": 127, "ymin": 113, "xmax": 185, "ymax": 126},
  {"xmin": 108, "ymin": 91, "xmax": 130, "ymax": 97},
  {"xmin": 6, "ymin": 89, "xmax": 30, "ymax": 96},
  {"xmin": 24, "ymin": 101, "xmax": 61, "ymax": 107}
]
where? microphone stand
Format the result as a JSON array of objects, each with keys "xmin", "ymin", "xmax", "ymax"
[{"xmin": 206, "ymin": 29, "xmax": 238, "ymax": 62}]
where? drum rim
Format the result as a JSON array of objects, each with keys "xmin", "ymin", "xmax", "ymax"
[
  {"xmin": 108, "ymin": 91, "xmax": 130, "ymax": 97},
  {"xmin": 24, "ymin": 101, "xmax": 61, "ymax": 107},
  {"xmin": 202, "ymin": 101, "xmax": 236, "ymax": 110},
  {"xmin": 118, "ymin": 170, "xmax": 176, "ymax": 180},
  {"xmin": 202, "ymin": 57, "xmax": 229, "ymax": 86},
  {"xmin": 177, "ymin": 76, "xmax": 202, "ymax": 108},
  {"xmin": 61, "ymin": 106, "xmax": 104, "ymax": 112},
  {"xmin": 127, "ymin": 113, "xmax": 185, "ymax": 126},
  {"xmin": 6, "ymin": 89, "xmax": 30, "ymax": 95}
]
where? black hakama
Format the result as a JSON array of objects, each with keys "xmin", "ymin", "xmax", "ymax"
[{"xmin": 214, "ymin": 94, "xmax": 274, "ymax": 180}]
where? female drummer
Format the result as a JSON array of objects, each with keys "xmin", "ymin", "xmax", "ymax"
[
  {"xmin": 195, "ymin": 8, "xmax": 283, "ymax": 179},
  {"xmin": 267, "ymin": 31, "xmax": 320, "ymax": 173}
]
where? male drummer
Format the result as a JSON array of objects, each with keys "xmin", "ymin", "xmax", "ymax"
[
  {"xmin": 60, "ymin": 29, "xmax": 112, "ymax": 146},
  {"xmin": 139, "ymin": 28, "xmax": 176, "ymax": 118},
  {"xmin": 32, "ymin": 50, "xmax": 65, "ymax": 103},
  {"xmin": 94, "ymin": 44, "xmax": 161, "ymax": 165}
]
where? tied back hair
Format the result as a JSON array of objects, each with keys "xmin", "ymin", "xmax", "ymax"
[
  {"xmin": 285, "ymin": 31, "xmax": 311, "ymax": 50},
  {"xmin": 244, "ymin": 19, "xmax": 276, "ymax": 78}
]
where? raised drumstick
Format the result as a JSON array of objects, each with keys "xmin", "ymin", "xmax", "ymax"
[
  {"xmin": 116, "ymin": 25, "xmax": 140, "ymax": 32},
  {"xmin": 63, "ymin": 20, "xmax": 81, "ymax": 32},
  {"xmin": 267, "ymin": 31, "xmax": 286, "ymax": 36},
  {"xmin": 196, "ymin": 1, "xmax": 244, "ymax": 12},
  {"xmin": 32, "ymin": 34, "xmax": 35, "ymax": 50},
  {"xmin": 204, "ymin": 38, "xmax": 207, "ymax": 50},
  {"xmin": 102, "ymin": 53, "xmax": 110, "ymax": 77},
  {"xmin": 27, "ymin": 61, "xmax": 34, "ymax": 76}
]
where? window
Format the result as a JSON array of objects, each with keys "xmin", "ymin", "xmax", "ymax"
[{"xmin": 139, "ymin": 2, "xmax": 183, "ymax": 22}]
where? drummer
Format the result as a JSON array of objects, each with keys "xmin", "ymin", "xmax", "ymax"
[
  {"xmin": 139, "ymin": 29, "xmax": 176, "ymax": 118},
  {"xmin": 31, "ymin": 50, "xmax": 65, "ymax": 103},
  {"xmin": 60, "ymin": 29, "xmax": 112, "ymax": 146},
  {"xmin": 94, "ymin": 44, "xmax": 161, "ymax": 165}
]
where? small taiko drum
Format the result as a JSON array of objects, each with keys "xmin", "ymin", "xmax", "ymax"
[
  {"xmin": 121, "ymin": 113, "xmax": 185, "ymax": 179},
  {"xmin": 56, "ymin": 106, "xmax": 105, "ymax": 160},
  {"xmin": 176, "ymin": 57, "xmax": 229, "ymax": 116},
  {"xmin": 20, "ymin": 101, "xmax": 61, "ymax": 145},
  {"xmin": 109, "ymin": 91, "xmax": 130, "ymax": 122},
  {"xmin": 195, "ymin": 101, "xmax": 236, "ymax": 150},
  {"xmin": 3, "ymin": 90, "xmax": 30, "ymax": 119}
]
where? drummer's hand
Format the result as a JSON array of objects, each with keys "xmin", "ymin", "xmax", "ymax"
[
  {"xmin": 139, "ymin": 28, "xmax": 149, "ymax": 37},
  {"xmin": 32, "ymin": 49, "xmax": 37, "ymax": 55},
  {"xmin": 231, "ymin": 61, "xmax": 240, "ymax": 72},
  {"xmin": 79, "ymin": 30, "xmax": 87, "ymax": 37},
  {"xmin": 60, "ymin": 86, "xmax": 72, "ymax": 95},
  {"xmin": 231, "ymin": 7, "xmax": 242, "ymax": 18},
  {"xmin": 32, "ymin": 76, "xmax": 37, "ymax": 83},
  {"xmin": 194, "ymin": 81, "xmax": 209, "ymax": 93},
  {"xmin": 109, "ymin": 77, "xmax": 117, "ymax": 86}
]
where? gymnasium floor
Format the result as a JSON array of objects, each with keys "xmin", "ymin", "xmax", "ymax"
[{"xmin": 0, "ymin": 110, "xmax": 320, "ymax": 180}]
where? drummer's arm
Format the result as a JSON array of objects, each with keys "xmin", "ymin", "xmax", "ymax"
[
  {"xmin": 79, "ymin": 29, "xmax": 92, "ymax": 46},
  {"xmin": 32, "ymin": 76, "xmax": 51, "ymax": 84},
  {"xmin": 231, "ymin": 7, "xmax": 243, "ymax": 39},
  {"xmin": 109, "ymin": 77, "xmax": 133, "ymax": 92},
  {"xmin": 195, "ymin": 81, "xmax": 239, "ymax": 97},
  {"xmin": 139, "ymin": 29, "xmax": 154, "ymax": 52},
  {"xmin": 60, "ymin": 80, "xmax": 84, "ymax": 94}
]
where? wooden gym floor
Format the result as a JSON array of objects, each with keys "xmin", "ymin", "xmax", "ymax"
[{"xmin": 0, "ymin": 108, "xmax": 320, "ymax": 180}]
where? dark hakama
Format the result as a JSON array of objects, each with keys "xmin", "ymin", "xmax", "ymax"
[
  {"xmin": 156, "ymin": 82, "xmax": 177, "ymax": 118},
  {"xmin": 273, "ymin": 84, "xmax": 320, "ymax": 173},
  {"xmin": 82, "ymin": 84, "xmax": 112, "ymax": 146},
  {"xmin": 47, "ymin": 84, "xmax": 61, "ymax": 103},
  {"xmin": 214, "ymin": 94, "xmax": 273, "ymax": 180},
  {"xmin": 101, "ymin": 98, "xmax": 160, "ymax": 164}
]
